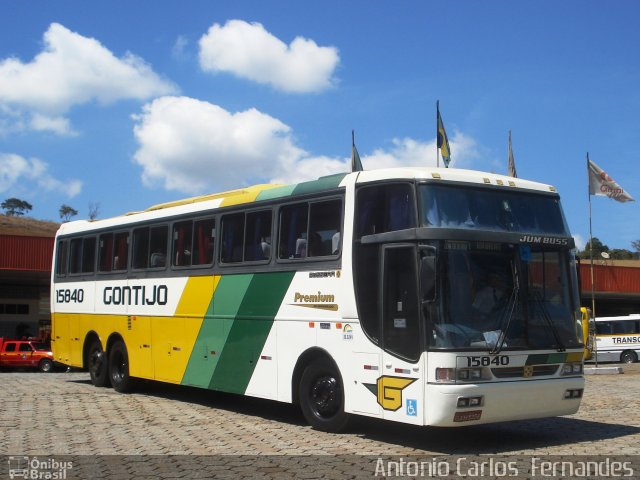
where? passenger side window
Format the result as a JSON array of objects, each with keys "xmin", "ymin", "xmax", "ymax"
[
  {"xmin": 69, "ymin": 238, "xmax": 82, "ymax": 274},
  {"xmin": 133, "ymin": 226, "xmax": 168, "ymax": 269},
  {"xmin": 98, "ymin": 233, "xmax": 114, "ymax": 272},
  {"xmin": 355, "ymin": 184, "xmax": 415, "ymax": 239},
  {"xmin": 244, "ymin": 210, "xmax": 272, "ymax": 262},
  {"xmin": 278, "ymin": 204, "xmax": 308, "ymax": 259},
  {"xmin": 192, "ymin": 219, "xmax": 215, "ymax": 265},
  {"xmin": 5, "ymin": 343, "xmax": 16, "ymax": 352},
  {"xmin": 149, "ymin": 226, "xmax": 168, "ymax": 268},
  {"xmin": 81, "ymin": 237, "xmax": 96, "ymax": 273},
  {"xmin": 113, "ymin": 232, "xmax": 129, "ymax": 271},
  {"xmin": 55, "ymin": 240, "xmax": 68, "ymax": 276},
  {"xmin": 69, "ymin": 237, "xmax": 96, "ymax": 274},
  {"xmin": 19, "ymin": 343, "xmax": 32, "ymax": 352},
  {"xmin": 132, "ymin": 228, "xmax": 150, "ymax": 269},
  {"xmin": 173, "ymin": 221, "xmax": 193, "ymax": 267},
  {"xmin": 278, "ymin": 200, "xmax": 342, "ymax": 259},
  {"xmin": 220, "ymin": 214, "xmax": 244, "ymax": 263}
]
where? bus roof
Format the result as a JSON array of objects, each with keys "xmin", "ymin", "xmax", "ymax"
[{"xmin": 55, "ymin": 167, "xmax": 558, "ymax": 237}]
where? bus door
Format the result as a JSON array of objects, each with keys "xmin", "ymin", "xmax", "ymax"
[{"xmin": 380, "ymin": 244, "xmax": 424, "ymax": 425}]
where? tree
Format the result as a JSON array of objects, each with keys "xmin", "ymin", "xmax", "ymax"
[
  {"xmin": 632, "ymin": 240, "xmax": 640, "ymax": 254},
  {"xmin": 578, "ymin": 237, "xmax": 608, "ymax": 259},
  {"xmin": 88, "ymin": 202, "xmax": 100, "ymax": 220},
  {"xmin": 1, "ymin": 198, "xmax": 32, "ymax": 216},
  {"xmin": 59, "ymin": 204, "xmax": 78, "ymax": 222},
  {"xmin": 608, "ymin": 249, "xmax": 636, "ymax": 260}
]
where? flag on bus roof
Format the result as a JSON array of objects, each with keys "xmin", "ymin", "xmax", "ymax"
[
  {"xmin": 351, "ymin": 130, "xmax": 363, "ymax": 172},
  {"xmin": 508, "ymin": 130, "xmax": 517, "ymax": 178},
  {"xmin": 436, "ymin": 101, "xmax": 451, "ymax": 167},
  {"xmin": 588, "ymin": 158, "xmax": 635, "ymax": 202}
]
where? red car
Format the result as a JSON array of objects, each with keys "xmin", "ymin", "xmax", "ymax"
[{"xmin": 0, "ymin": 338, "xmax": 55, "ymax": 372}]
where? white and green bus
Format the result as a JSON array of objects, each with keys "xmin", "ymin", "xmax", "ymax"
[
  {"xmin": 51, "ymin": 167, "xmax": 585, "ymax": 431},
  {"xmin": 592, "ymin": 315, "xmax": 640, "ymax": 364}
]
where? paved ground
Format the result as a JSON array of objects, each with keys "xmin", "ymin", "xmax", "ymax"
[{"xmin": 1, "ymin": 364, "xmax": 639, "ymax": 478}]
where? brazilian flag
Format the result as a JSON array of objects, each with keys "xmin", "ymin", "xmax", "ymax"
[{"xmin": 437, "ymin": 101, "xmax": 451, "ymax": 167}]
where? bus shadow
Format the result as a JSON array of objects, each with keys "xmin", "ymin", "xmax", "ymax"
[
  {"xmin": 348, "ymin": 416, "xmax": 640, "ymax": 454},
  {"xmin": 64, "ymin": 375, "xmax": 640, "ymax": 454}
]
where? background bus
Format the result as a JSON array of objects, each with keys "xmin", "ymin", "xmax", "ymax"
[
  {"xmin": 592, "ymin": 314, "xmax": 640, "ymax": 364},
  {"xmin": 51, "ymin": 167, "xmax": 585, "ymax": 431}
]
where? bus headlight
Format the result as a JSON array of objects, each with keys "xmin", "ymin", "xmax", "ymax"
[
  {"xmin": 435, "ymin": 368, "xmax": 456, "ymax": 383},
  {"xmin": 457, "ymin": 368, "xmax": 483, "ymax": 381},
  {"xmin": 562, "ymin": 362, "xmax": 583, "ymax": 375}
]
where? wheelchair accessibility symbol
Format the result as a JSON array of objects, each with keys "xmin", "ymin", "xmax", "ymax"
[{"xmin": 406, "ymin": 399, "xmax": 417, "ymax": 417}]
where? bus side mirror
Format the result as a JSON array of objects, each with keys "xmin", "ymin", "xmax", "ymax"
[{"xmin": 420, "ymin": 252, "xmax": 436, "ymax": 303}]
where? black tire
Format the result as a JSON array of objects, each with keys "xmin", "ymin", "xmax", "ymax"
[
  {"xmin": 87, "ymin": 340, "xmax": 110, "ymax": 387},
  {"xmin": 620, "ymin": 351, "xmax": 638, "ymax": 364},
  {"xmin": 108, "ymin": 340, "xmax": 135, "ymax": 393},
  {"xmin": 298, "ymin": 360, "xmax": 351, "ymax": 432},
  {"xmin": 38, "ymin": 359, "xmax": 53, "ymax": 373}
]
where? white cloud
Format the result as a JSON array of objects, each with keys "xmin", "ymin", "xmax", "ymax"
[
  {"xmin": 198, "ymin": 20, "xmax": 339, "ymax": 93},
  {"xmin": 132, "ymin": 96, "xmax": 484, "ymax": 195},
  {"xmin": 172, "ymin": 35, "xmax": 190, "ymax": 60},
  {"xmin": 29, "ymin": 113, "xmax": 78, "ymax": 136},
  {"xmin": 0, "ymin": 22, "xmax": 176, "ymax": 134},
  {"xmin": 0, "ymin": 153, "xmax": 82, "ymax": 197},
  {"xmin": 573, "ymin": 234, "xmax": 586, "ymax": 251},
  {"xmin": 132, "ymin": 96, "xmax": 304, "ymax": 193}
]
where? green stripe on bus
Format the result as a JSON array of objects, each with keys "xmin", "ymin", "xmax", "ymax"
[
  {"xmin": 181, "ymin": 275, "xmax": 253, "ymax": 387},
  {"xmin": 291, "ymin": 173, "xmax": 347, "ymax": 196},
  {"xmin": 255, "ymin": 185, "xmax": 297, "ymax": 201},
  {"xmin": 525, "ymin": 353, "xmax": 567, "ymax": 365},
  {"xmin": 209, "ymin": 271, "xmax": 295, "ymax": 394}
]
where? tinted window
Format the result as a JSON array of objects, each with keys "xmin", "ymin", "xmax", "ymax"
[
  {"xmin": 244, "ymin": 210, "xmax": 272, "ymax": 262},
  {"xmin": 19, "ymin": 343, "xmax": 32, "ymax": 352},
  {"xmin": 420, "ymin": 185, "xmax": 569, "ymax": 235},
  {"xmin": 99, "ymin": 233, "xmax": 114, "ymax": 272},
  {"xmin": 4, "ymin": 343, "xmax": 16, "ymax": 352},
  {"xmin": 69, "ymin": 238, "xmax": 82, "ymax": 274},
  {"xmin": 149, "ymin": 226, "xmax": 168, "ymax": 268},
  {"xmin": 356, "ymin": 184, "xmax": 415, "ymax": 239},
  {"xmin": 56, "ymin": 240, "xmax": 67, "ymax": 276},
  {"xmin": 69, "ymin": 237, "xmax": 96, "ymax": 274},
  {"xmin": 113, "ymin": 232, "xmax": 129, "ymax": 271},
  {"xmin": 220, "ymin": 214, "xmax": 244, "ymax": 263},
  {"xmin": 81, "ymin": 237, "xmax": 96, "ymax": 273},
  {"xmin": 193, "ymin": 219, "xmax": 215, "ymax": 265},
  {"xmin": 279, "ymin": 204, "xmax": 308, "ymax": 259},
  {"xmin": 173, "ymin": 221, "xmax": 193, "ymax": 267},
  {"xmin": 278, "ymin": 200, "xmax": 342, "ymax": 260},
  {"xmin": 132, "ymin": 228, "xmax": 150, "ymax": 269}
]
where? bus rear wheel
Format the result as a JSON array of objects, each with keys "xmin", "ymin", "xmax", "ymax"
[
  {"xmin": 108, "ymin": 340, "xmax": 135, "ymax": 393},
  {"xmin": 299, "ymin": 360, "xmax": 350, "ymax": 432},
  {"xmin": 620, "ymin": 351, "xmax": 638, "ymax": 364},
  {"xmin": 88, "ymin": 340, "xmax": 110, "ymax": 387}
]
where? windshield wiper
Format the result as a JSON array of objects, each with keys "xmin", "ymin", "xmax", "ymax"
[
  {"xmin": 490, "ymin": 261, "xmax": 519, "ymax": 354},
  {"xmin": 531, "ymin": 291, "xmax": 566, "ymax": 352}
]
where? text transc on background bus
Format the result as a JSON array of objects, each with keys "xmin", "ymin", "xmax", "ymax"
[
  {"xmin": 591, "ymin": 314, "xmax": 640, "ymax": 364},
  {"xmin": 51, "ymin": 167, "xmax": 585, "ymax": 431}
]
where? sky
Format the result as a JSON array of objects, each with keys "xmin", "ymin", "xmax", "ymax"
[{"xmin": 0, "ymin": 0, "xmax": 638, "ymax": 251}]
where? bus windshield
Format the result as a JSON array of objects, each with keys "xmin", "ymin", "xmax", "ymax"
[
  {"xmin": 420, "ymin": 184, "xmax": 569, "ymax": 235},
  {"xmin": 429, "ymin": 241, "xmax": 582, "ymax": 351}
]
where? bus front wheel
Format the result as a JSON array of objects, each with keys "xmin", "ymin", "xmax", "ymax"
[
  {"xmin": 109, "ymin": 340, "xmax": 135, "ymax": 393},
  {"xmin": 88, "ymin": 340, "xmax": 110, "ymax": 387},
  {"xmin": 299, "ymin": 360, "xmax": 351, "ymax": 432},
  {"xmin": 620, "ymin": 351, "xmax": 638, "ymax": 364}
]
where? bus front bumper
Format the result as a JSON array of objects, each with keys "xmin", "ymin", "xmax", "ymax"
[{"xmin": 425, "ymin": 376, "xmax": 585, "ymax": 427}]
